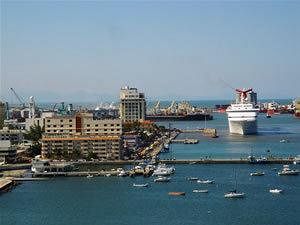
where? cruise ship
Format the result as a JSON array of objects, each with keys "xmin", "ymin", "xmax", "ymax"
[{"xmin": 226, "ymin": 88, "xmax": 259, "ymax": 135}]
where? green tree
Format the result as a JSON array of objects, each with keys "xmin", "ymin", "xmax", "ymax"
[{"xmin": 24, "ymin": 124, "xmax": 44, "ymax": 157}]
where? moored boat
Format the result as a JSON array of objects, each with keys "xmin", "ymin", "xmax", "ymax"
[
  {"xmin": 187, "ymin": 177, "xmax": 198, "ymax": 181},
  {"xmin": 269, "ymin": 189, "xmax": 283, "ymax": 194},
  {"xmin": 193, "ymin": 189, "xmax": 208, "ymax": 193},
  {"xmin": 278, "ymin": 165, "xmax": 299, "ymax": 176},
  {"xmin": 197, "ymin": 179, "xmax": 214, "ymax": 184},
  {"xmin": 154, "ymin": 176, "xmax": 170, "ymax": 183},
  {"xmin": 168, "ymin": 192, "xmax": 185, "ymax": 196},
  {"xmin": 133, "ymin": 183, "xmax": 148, "ymax": 187},
  {"xmin": 250, "ymin": 172, "xmax": 265, "ymax": 176}
]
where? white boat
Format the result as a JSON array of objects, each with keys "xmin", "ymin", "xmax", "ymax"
[
  {"xmin": 105, "ymin": 173, "xmax": 111, "ymax": 177},
  {"xmin": 193, "ymin": 189, "xmax": 208, "ymax": 193},
  {"xmin": 154, "ymin": 176, "xmax": 170, "ymax": 182},
  {"xmin": 118, "ymin": 170, "xmax": 127, "ymax": 177},
  {"xmin": 278, "ymin": 165, "xmax": 299, "ymax": 176},
  {"xmin": 164, "ymin": 144, "xmax": 170, "ymax": 150},
  {"xmin": 226, "ymin": 88, "xmax": 259, "ymax": 135},
  {"xmin": 197, "ymin": 179, "xmax": 214, "ymax": 184},
  {"xmin": 187, "ymin": 177, "xmax": 198, "ymax": 181},
  {"xmin": 224, "ymin": 191, "xmax": 245, "ymax": 198},
  {"xmin": 279, "ymin": 139, "xmax": 289, "ymax": 143},
  {"xmin": 269, "ymin": 189, "xmax": 283, "ymax": 194},
  {"xmin": 293, "ymin": 155, "xmax": 300, "ymax": 165},
  {"xmin": 133, "ymin": 183, "xmax": 148, "ymax": 187},
  {"xmin": 152, "ymin": 164, "xmax": 175, "ymax": 176},
  {"xmin": 225, "ymin": 170, "xmax": 245, "ymax": 198},
  {"xmin": 250, "ymin": 172, "xmax": 265, "ymax": 176},
  {"xmin": 86, "ymin": 174, "xmax": 93, "ymax": 178}
]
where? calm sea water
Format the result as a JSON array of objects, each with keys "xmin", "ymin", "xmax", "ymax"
[
  {"xmin": 158, "ymin": 113, "xmax": 300, "ymax": 159},
  {"xmin": 1, "ymin": 101, "xmax": 299, "ymax": 225},
  {"xmin": 1, "ymin": 164, "xmax": 300, "ymax": 225}
]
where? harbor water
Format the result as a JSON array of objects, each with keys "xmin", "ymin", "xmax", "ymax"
[
  {"xmin": 1, "ymin": 103, "xmax": 300, "ymax": 225},
  {"xmin": 1, "ymin": 164, "xmax": 299, "ymax": 225}
]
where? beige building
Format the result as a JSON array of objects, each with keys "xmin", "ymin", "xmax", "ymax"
[
  {"xmin": 44, "ymin": 113, "xmax": 122, "ymax": 135},
  {"xmin": 119, "ymin": 87, "xmax": 146, "ymax": 122},
  {"xmin": 0, "ymin": 127, "xmax": 24, "ymax": 144},
  {"xmin": 0, "ymin": 140, "xmax": 17, "ymax": 163},
  {"xmin": 41, "ymin": 113, "xmax": 123, "ymax": 160}
]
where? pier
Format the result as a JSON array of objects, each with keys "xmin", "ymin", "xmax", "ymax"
[
  {"xmin": 160, "ymin": 158, "xmax": 294, "ymax": 164},
  {"xmin": 180, "ymin": 128, "xmax": 218, "ymax": 137},
  {"xmin": 171, "ymin": 139, "xmax": 199, "ymax": 144}
]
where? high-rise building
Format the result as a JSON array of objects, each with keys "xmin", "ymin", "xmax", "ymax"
[{"xmin": 119, "ymin": 87, "xmax": 146, "ymax": 122}]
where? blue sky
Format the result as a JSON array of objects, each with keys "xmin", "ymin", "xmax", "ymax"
[{"xmin": 1, "ymin": 1, "xmax": 300, "ymax": 103}]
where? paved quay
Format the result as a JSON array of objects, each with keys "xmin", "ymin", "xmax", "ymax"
[{"xmin": 160, "ymin": 158, "xmax": 294, "ymax": 164}]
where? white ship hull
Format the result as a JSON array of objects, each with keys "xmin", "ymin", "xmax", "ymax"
[{"xmin": 228, "ymin": 119, "xmax": 257, "ymax": 135}]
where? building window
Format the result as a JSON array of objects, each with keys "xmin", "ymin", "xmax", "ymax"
[
  {"xmin": 60, "ymin": 125, "xmax": 63, "ymax": 127},
  {"xmin": 87, "ymin": 124, "xmax": 90, "ymax": 127},
  {"xmin": 95, "ymin": 124, "xmax": 98, "ymax": 127},
  {"xmin": 60, "ymin": 120, "xmax": 63, "ymax": 122},
  {"xmin": 95, "ymin": 129, "xmax": 98, "ymax": 132},
  {"xmin": 53, "ymin": 125, "xmax": 57, "ymax": 127},
  {"xmin": 104, "ymin": 124, "xmax": 107, "ymax": 127},
  {"xmin": 69, "ymin": 119, "xmax": 72, "ymax": 122},
  {"xmin": 87, "ymin": 129, "xmax": 90, "ymax": 132},
  {"xmin": 69, "ymin": 125, "xmax": 72, "ymax": 127}
]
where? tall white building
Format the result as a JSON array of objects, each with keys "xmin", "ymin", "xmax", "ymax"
[{"xmin": 119, "ymin": 87, "xmax": 146, "ymax": 122}]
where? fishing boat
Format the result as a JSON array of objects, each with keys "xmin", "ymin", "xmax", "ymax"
[
  {"xmin": 133, "ymin": 183, "xmax": 148, "ymax": 187},
  {"xmin": 224, "ymin": 171, "xmax": 245, "ymax": 198},
  {"xmin": 193, "ymin": 189, "xmax": 208, "ymax": 193},
  {"xmin": 250, "ymin": 172, "xmax": 265, "ymax": 176},
  {"xmin": 154, "ymin": 176, "xmax": 170, "ymax": 183},
  {"xmin": 197, "ymin": 179, "xmax": 215, "ymax": 184},
  {"xmin": 278, "ymin": 165, "xmax": 299, "ymax": 176},
  {"xmin": 269, "ymin": 189, "xmax": 283, "ymax": 194}
]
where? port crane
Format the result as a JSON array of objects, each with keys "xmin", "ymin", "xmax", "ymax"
[{"xmin": 10, "ymin": 88, "xmax": 25, "ymax": 108}]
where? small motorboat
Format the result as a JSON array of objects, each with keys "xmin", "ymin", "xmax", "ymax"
[
  {"xmin": 279, "ymin": 139, "xmax": 289, "ymax": 143},
  {"xmin": 269, "ymin": 189, "xmax": 283, "ymax": 194},
  {"xmin": 193, "ymin": 189, "xmax": 208, "ymax": 193},
  {"xmin": 154, "ymin": 176, "xmax": 170, "ymax": 183},
  {"xmin": 187, "ymin": 177, "xmax": 198, "ymax": 181},
  {"xmin": 168, "ymin": 192, "xmax": 185, "ymax": 196},
  {"xmin": 133, "ymin": 183, "xmax": 148, "ymax": 187},
  {"xmin": 250, "ymin": 172, "xmax": 265, "ymax": 176},
  {"xmin": 105, "ymin": 173, "xmax": 111, "ymax": 177},
  {"xmin": 224, "ymin": 191, "xmax": 245, "ymax": 198},
  {"xmin": 86, "ymin": 174, "xmax": 93, "ymax": 179},
  {"xmin": 197, "ymin": 179, "xmax": 214, "ymax": 184}
]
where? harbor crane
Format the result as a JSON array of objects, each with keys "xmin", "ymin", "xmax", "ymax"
[{"xmin": 10, "ymin": 88, "xmax": 25, "ymax": 108}]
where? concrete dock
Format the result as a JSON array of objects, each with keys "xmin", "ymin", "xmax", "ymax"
[{"xmin": 160, "ymin": 158, "xmax": 294, "ymax": 164}]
